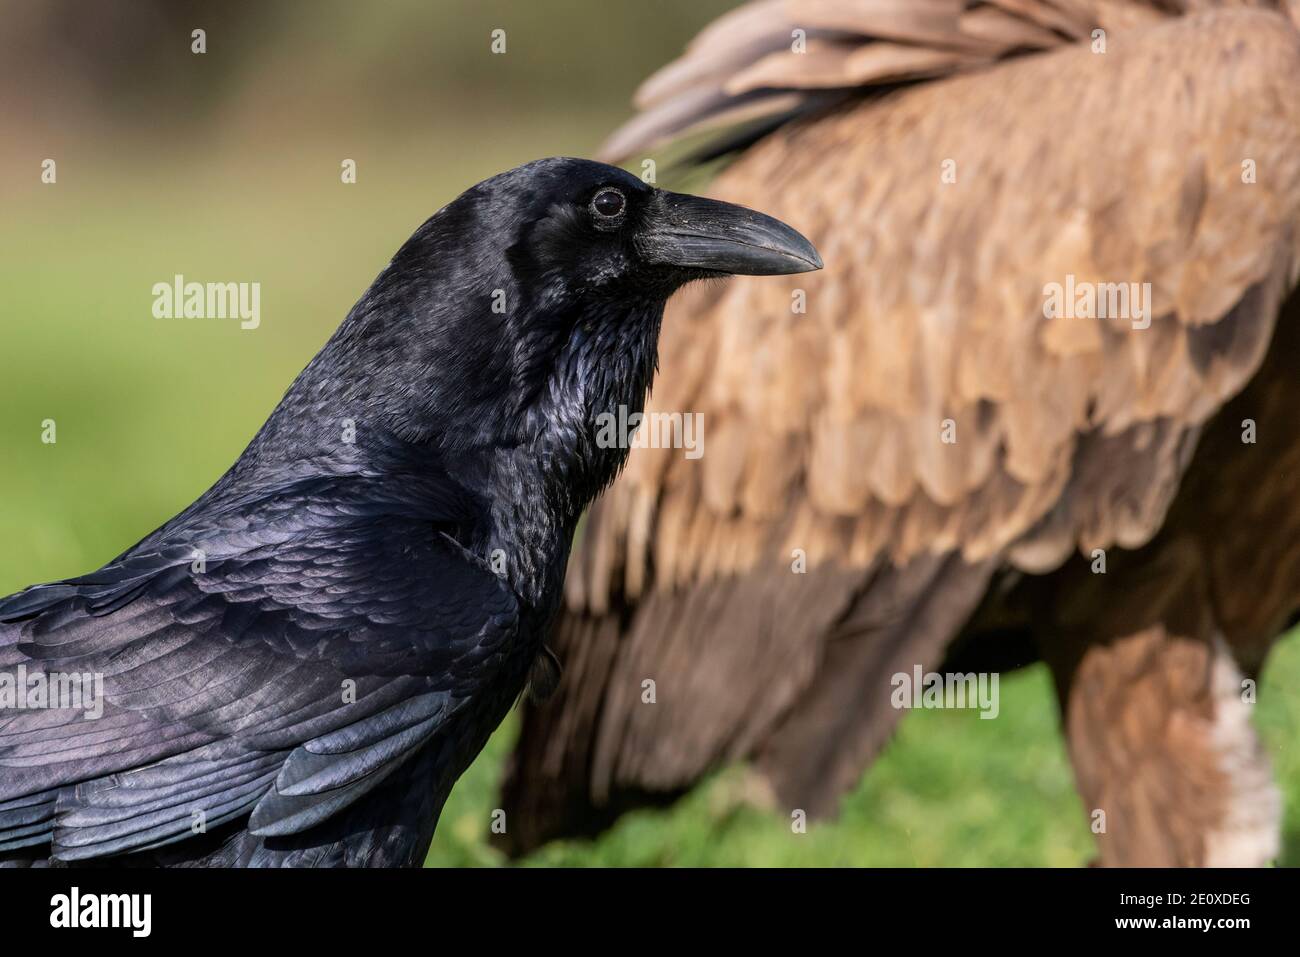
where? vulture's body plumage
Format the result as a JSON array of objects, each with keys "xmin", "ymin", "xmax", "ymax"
[{"xmin": 502, "ymin": 0, "xmax": 1300, "ymax": 866}]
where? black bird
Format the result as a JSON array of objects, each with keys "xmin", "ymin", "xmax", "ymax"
[{"xmin": 0, "ymin": 158, "xmax": 820, "ymax": 867}]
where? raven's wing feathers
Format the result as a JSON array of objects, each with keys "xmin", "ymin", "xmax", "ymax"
[{"xmin": 0, "ymin": 473, "xmax": 518, "ymax": 860}]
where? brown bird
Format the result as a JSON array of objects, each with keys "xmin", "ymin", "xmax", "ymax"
[{"xmin": 498, "ymin": 0, "xmax": 1300, "ymax": 866}]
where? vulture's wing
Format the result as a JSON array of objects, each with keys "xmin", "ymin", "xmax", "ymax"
[
  {"xmin": 0, "ymin": 473, "xmax": 518, "ymax": 861},
  {"xmin": 500, "ymin": 5, "xmax": 1300, "ymax": 852},
  {"xmin": 598, "ymin": 0, "xmax": 1164, "ymax": 162}
]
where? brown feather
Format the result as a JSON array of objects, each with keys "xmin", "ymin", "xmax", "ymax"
[{"xmin": 500, "ymin": 4, "xmax": 1300, "ymax": 856}]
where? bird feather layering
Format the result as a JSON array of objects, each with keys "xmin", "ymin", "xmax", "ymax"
[{"xmin": 502, "ymin": 1, "xmax": 1300, "ymax": 867}]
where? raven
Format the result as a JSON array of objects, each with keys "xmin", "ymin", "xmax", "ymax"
[{"xmin": 0, "ymin": 157, "xmax": 820, "ymax": 867}]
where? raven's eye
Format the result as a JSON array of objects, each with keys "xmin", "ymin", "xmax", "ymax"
[{"xmin": 591, "ymin": 188, "xmax": 626, "ymax": 220}]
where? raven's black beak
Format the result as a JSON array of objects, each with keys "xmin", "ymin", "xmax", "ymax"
[{"xmin": 640, "ymin": 191, "xmax": 823, "ymax": 276}]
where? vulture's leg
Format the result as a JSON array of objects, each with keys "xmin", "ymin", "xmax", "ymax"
[
  {"xmin": 1037, "ymin": 543, "xmax": 1281, "ymax": 867},
  {"xmin": 1053, "ymin": 626, "xmax": 1278, "ymax": 867}
]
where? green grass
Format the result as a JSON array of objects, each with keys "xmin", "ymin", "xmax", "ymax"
[{"xmin": 429, "ymin": 635, "xmax": 1300, "ymax": 867}]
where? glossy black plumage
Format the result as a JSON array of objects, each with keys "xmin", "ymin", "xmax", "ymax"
[{"xmin": 0, "ymin": 157, "xmax": 819, "ymax": 867}]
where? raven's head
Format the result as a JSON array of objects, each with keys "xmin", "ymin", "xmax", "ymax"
[
  {"xmin": 390, "ymin": 156, "xmax": 817, "ymax": 434},
  {"xmin": 446, "ymin": 159, "xmax": 818, "ymax": 493},
  {"xmin": 490, "ymin": 158, "xmax": 822, "ymax": 292},
  {"xmin": 258, "ymin": 158, "xmax": 819, "ymax": 525}
]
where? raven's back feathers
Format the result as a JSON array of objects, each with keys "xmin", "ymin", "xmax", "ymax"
[{"xmin": 0, "ymin": 472, "xmax": 518, "ymax": 861}]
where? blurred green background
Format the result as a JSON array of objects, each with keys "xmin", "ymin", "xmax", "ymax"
[{"xmin": 1, "ymin": 0, "xmax": 1296, "ymax": 867}]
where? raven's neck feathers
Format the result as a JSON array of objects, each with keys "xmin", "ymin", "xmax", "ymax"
[{"xmin": 211, "ymin": 220, "xmax": 667, "ymax": 607}]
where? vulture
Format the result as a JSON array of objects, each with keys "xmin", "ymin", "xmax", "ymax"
[{"xmin": 500, "ymin": 0, "xmax": 1300, "ymax": 866}]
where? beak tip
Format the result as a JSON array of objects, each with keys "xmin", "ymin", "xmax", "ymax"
[
  {"xmin": 776, "ymin": 241, "xmax": 822, "ymax": 275},
  {"xmin": 767, "ymin": 225, "xmax": 821, "ymax": 275}
]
